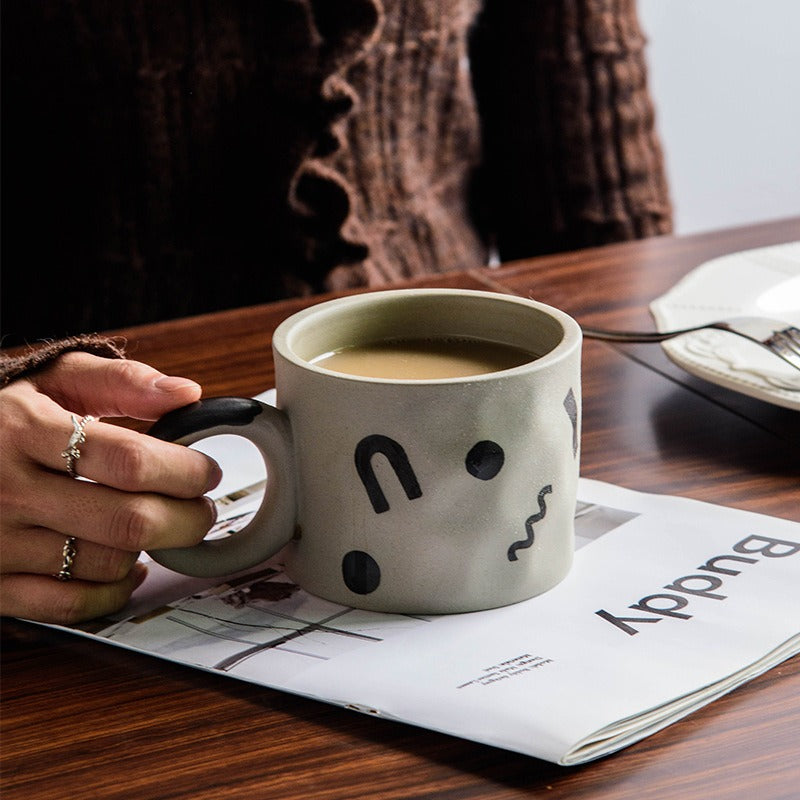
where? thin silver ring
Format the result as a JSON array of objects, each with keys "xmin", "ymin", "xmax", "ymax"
[
  {"xmin": 61, "ymin": 414, "xmax": 96, "ymax": 478},
  {"xmin": 57, "ymin": 536, "xmax": 78, "ymax": 581}
]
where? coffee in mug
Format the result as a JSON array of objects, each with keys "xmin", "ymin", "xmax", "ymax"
[
  {"xmin": 148, "ymin": 289, "xmax": 582, "ymax": 614},
  {"xmin": 311, "ymin": 337, "xmax": 537, "ymax": 379}
]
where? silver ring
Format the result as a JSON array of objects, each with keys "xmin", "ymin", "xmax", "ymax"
[
  {"xmin": 57, "ymin": 536, "xmax": 78, "ymax": 581},
  {"xmin": 61, "ymin": 414, "xmax": 96, "ymax": 478}
]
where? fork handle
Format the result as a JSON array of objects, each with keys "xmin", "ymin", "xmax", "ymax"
[{"xmin": 580, "ymin": 326, "xmax": 703, "ymax": 343}]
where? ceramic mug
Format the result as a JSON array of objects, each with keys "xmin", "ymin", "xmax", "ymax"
[{"xmin": 147, "ymin": 289, "xmax": 582, "ymax": 614}]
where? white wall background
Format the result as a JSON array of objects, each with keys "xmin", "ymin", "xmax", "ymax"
[{"xmin": 637, "ymin": 0, "xmax": 800, "ymax": 234}]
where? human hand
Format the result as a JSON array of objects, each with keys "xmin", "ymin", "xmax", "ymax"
[{"xmin": 0, "ymin": 353, "xmax": 222, "ymax": 624}]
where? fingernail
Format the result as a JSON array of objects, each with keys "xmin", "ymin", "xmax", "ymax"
[
  {"xmin": 132, "ymin": 561, "xmax": 149, "ymax": 589},
  {"xmin": 153, "ymin": 375, "xmax": 201, "ymax": 392},
  {"xmin": 205, "ymin": 460, "xmax": 223, "ymax": 493},
  {"xmin": 204, "ymin": 495, "xmax": 219, "ymax": 526}
]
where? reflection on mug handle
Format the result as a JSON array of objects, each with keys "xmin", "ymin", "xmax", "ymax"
[{"xmin": 147, "ymin": 397, "xmax": 295, "ymax": 577}]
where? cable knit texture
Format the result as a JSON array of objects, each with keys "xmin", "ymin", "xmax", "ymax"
[{"xmin": 1, "ymin": 0, "xmax": 671, "ymax": 346}]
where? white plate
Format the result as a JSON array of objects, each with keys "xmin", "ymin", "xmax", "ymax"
[{"xmin": 650, "ymin": 241, "xmax": 800, "ymax": 410}]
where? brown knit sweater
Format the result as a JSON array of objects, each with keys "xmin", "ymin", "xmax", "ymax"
[
  {"xmin": 1, "ymin": 0, "xmax": 671, "ymax": 346},
  {"xmin": 0, "ymin": 335, "xmax": 126, "ymax": 387}
]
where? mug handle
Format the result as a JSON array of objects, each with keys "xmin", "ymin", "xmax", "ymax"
[{"xmin": 146, "ymin": 397, "xmax": 295, "ymax": 577}]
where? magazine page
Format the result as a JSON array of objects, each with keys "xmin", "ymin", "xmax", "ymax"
[
  {"xmin": 42, "ymin": 424, "xmax": 800, "ymax": 766},
  {"xmin": 278, "ymin": 479, "xmax": 798, "ymax": 764}
]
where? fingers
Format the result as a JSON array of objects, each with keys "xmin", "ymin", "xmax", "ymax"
[
  {"xmin": 1, "ymin": 527, "xmax": 139, "ymax": 583},
  {"xmin": 33, "ymin": 351, "xmax": 203, "ymax": 421},
  {"xmin": 6, "ymin": 380, "xmax": 222, "ymax": 498},
  {"xmin": 13, "ymin": 470, "xmax": 218, "ymax": 552},
  {"xmin": 0, "ymin": 563, "xmax": 149, "ymax": 625},
  {"xmin": 1, "ymin": 353, "xmax": 219, "ymax": 626},
  {"xmin": 56, "ymin": 416, "xmax": 221, "ymax": 498}
]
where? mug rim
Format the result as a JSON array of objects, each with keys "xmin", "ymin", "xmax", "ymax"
[{"xmin": 272, "ymin": 288, "xmax": 582, "ymax": 385}]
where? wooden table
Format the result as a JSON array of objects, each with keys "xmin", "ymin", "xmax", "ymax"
[{"xmin": 2, "ymin": 217, "xmax": 799, "ymax": 799}]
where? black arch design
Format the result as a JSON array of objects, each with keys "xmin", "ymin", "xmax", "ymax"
[
  {"xmin": 354, "ymin": 434, "xmax": 423, "ymax": 514},
  {"xmin": 507, "ymin": 484, "xmax": 553, "ymax": 562}
]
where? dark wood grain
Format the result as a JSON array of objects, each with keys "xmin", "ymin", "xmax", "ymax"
[
  {"xmin": 2, "ymin": 219, "xmax": 798, "ymax": 799},
  {"xmin": 483, "ymin": 216, "xmax": 800, "ymax": 330}
]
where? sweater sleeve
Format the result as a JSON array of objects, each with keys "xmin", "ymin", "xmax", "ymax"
[
  {"xmin": 470, "ymin": 0, "xmax": 673, "ymax": 260},
  {"xmin": 0, "ymin": 335, "xmax": 126, "ymax": 387}
]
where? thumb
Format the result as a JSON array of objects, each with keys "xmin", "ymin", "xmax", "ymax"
[{"xmin": 35, "ymin": 352, "xmax": 203, "ymax": 421}]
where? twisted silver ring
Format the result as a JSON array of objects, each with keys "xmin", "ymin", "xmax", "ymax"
[
  {"xmin": 57, "ymin": 536, "xmax": 78, "ymax": 581},
  {"xmin": 61, "ymin": 414, "xmax": 96, "ymax": 478}
]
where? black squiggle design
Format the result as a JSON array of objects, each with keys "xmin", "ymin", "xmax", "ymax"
[{"xmin": 507, "ymin": 485, "xmax": 553, "ymax": 562}]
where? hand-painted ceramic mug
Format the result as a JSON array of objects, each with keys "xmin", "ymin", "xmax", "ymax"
[{"xmin": 148, "ymin": 289, "xmax": 582, "ymax": 614}]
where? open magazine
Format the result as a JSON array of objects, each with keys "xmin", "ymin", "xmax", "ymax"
[{"xmin": 42, "ymin": 393, "xmax": 800, "ymax": 766}]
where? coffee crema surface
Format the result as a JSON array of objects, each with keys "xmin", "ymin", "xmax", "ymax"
[{"xmin": 311, "ymin": 337, "xmax": 537, "ymax": 379}]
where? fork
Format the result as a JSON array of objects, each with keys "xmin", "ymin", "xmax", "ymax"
[{"xmin": 581, "ymin": 316, "xmax": 800, "ymax": 372}]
